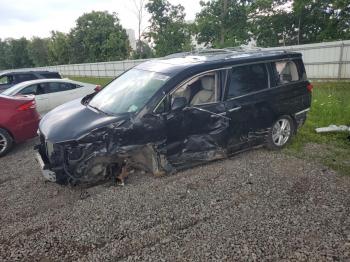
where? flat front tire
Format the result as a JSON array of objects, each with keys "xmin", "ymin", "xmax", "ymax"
[
  {"xmin": 0, "ymin": 128, "xmax": 13, "ymax": 157},
  {"xmin": 266, "ymin": 116, "xmax": 294, "ymax": 150}
]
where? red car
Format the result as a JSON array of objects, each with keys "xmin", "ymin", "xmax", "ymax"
[{"xmin": 0, "ymin": 95, "xmax": 40, "ymax": 156}]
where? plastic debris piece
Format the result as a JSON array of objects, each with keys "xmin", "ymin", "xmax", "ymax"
[{"xmin": 315, "ymin": 125, "xmax": 350, "ymax": 133}]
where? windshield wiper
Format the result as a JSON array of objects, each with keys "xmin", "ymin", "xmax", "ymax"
[{"xmin": 88, "ymin": 104, "xmax": 112, "ymax": 116}]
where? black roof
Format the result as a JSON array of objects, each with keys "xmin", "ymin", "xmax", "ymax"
[
  {"xmin": 0, "ymin": 70, "xmax": 58, "ymax": 76},
  {"xmin": 136, "ymin": 49, "xmax": 302, "ymax": 76}
]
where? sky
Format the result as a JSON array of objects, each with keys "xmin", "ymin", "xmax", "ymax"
[{"xmin": 0, "ymin": 0, "xmax": 202, "ymax": 39}]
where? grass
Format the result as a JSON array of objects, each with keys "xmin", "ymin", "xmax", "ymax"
[
  {"xmin": 66, "ymin": 76, "xmax": 113, "ymax": 87},
  {"xmin": 285, "ymin": 81, "xmax": 350, "ymax": 175},
  {"xmin": 65, "ymin": 76, "xmax": 350, "ymax": 175}
]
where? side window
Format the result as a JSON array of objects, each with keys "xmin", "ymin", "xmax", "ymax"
[
  {"xmin": 19, "ymin": 84, "xmax": 43, "ymax": 95},
  {"xmin": 172, "ymin": 72, "xmax": 219, "ymax": 106},
  {"xmin": 227, "ymin": 63, "xmax": 268, "ymax": 99},
  {"xmin": 0, "ymin": 75, "xmax": 13, "ymax": 84},
  {"xmin": 39, "ymin": 72, "xmax": 61, "ymax": 79},
  {"xmin": 43, "ymin": 82, "xmax": 74, "ymax": 94},
  {"xmin": 16, "ymin": 74, "xmax": 37, "ymax": 82},
  {"xmin": 273, "ymin": 60, "xmax": 300, "ymax": 84}
]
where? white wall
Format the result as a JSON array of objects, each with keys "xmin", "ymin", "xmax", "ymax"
[{"xmin": 2, "ymin": 40, "xmax": 350, "ymax": 80}]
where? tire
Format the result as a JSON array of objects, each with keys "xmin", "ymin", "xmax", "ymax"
[
  {"xmin": 266, "ymin": 116, "xmax": 294, "ymax": 150},
  {"xmin": 0, "ymin": 128, "xmax": 13, "ymax": 157}
]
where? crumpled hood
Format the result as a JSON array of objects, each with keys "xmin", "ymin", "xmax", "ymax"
[{"xmin": 39, "ymin": 98, "xmax": 128, "ymax": 143}]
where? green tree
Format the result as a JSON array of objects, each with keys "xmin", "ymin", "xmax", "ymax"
[
  {"xmin": 28, "ymin": 37, "xmax": 49, "ymax": 67},
  {"xmin": 249, "ymin": 0, "xmax": 350, "ymax": 47},
  {"xmin": 0, "ymin": 39, "xmax": 10, "ymax": 70},
  {"xmin": 69, "ymin": 11, "xmax": 130, "ymax": 63},
  {"xmin": 47, "ymin": 31, "xmax": 70, "ymax": 65},
  {"xmin": 194, "ymin": 0, "xmax": 250, "ymax": 48},
  {"xmin": 132, "ymin": 40, "xmax": 154, "ymax": 59},
  {"xmin": 5, "ymin": 38, "xmax": 33, "ymax": 68},
  {"xmin": 146, "ymin": 0, "xmax": 192, "ymax": 56},
  {"xmin": 293, "ymin": 0, "xmax": 350, "ymax": 44}
]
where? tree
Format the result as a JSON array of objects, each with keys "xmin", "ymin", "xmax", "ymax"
[
  {"xmin": 194, "ymin": 0, "xmax": 249, "ymax": 48},
  {"xmin": 146, "ymin": 0, "xmax": 192, "ymax": 56},
  {"xmin": 132, "ymin": 40, "xmax": 154, "ymax": 59},
  {"xmin": 249, "ymin": 0, "xmax": 350, "ymax": 47},
  {"xmin": 0, "ymin": 39, "xmax": 10, "ymax": 70},
  {"xmin": 69, "ymin": 11, "xmax": 130, "ymax": 63},
  {"xmin": 5, "ymin": 38, "xmax": 33, "ymax": 68},
  {"xmin": 28, "ymin": 37, "xmax": 49, "ymax": 67},
  {"xmin": 47, "ymin": 31, "xmax": 70, "ymax": 65},
  {"xmin": 132, "ymin": 0, "xmax": 148, "ymax": 58}
]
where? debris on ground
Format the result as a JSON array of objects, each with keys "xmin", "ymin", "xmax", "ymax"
[{"xmin": 315, "ymin": 125, "xmax": 350, "ymax": 133}]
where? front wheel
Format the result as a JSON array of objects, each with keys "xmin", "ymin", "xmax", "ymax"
[{"xmin": 266, "ymin": 116, "xmax": 294, "ymax": 150}]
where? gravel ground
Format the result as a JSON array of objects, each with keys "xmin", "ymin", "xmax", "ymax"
[{"xmin": 0, "ymin": 138, "xmax": 349, "ymax": 261}]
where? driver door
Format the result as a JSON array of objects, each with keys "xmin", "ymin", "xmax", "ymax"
[{"xmin": 161, "ymin": 69, "xmax": 230, "ymax": 167}]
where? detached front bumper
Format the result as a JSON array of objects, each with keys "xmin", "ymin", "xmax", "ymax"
[{"xmin": 35, "ymin": 151, "xmax": 57, "ymax": 182}]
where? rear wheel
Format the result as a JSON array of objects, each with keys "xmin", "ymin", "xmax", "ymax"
[
  {"xmin": 266, "ymin": 116, "xmax": 294, "ymax": 150},
  {"xmin": 0, "ymin": 128, "xmax": 13, "ymax": 157}
]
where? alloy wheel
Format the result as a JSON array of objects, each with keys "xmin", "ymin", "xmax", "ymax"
[
  {"xmin": 272, "ymin": 119, "xmax": 291, "ymax": 146},
  {"xmin": 0, "ymin": 133, "xmax": 8, "ymax": 154}
]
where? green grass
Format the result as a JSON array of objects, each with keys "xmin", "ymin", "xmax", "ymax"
[
  {"xmin": 66, "ymin": 76, "xmax": 350, "ymax": 175},
  {"xmin": 285, "ymin": 81, "xmax": 350, "ymax": 175},
  {"xmin": 66, "ymin": 76, "xmax": 113, "ymax": 87}
]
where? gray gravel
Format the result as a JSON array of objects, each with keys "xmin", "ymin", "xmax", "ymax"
[{"xmin": 0, "ymin": 138, "xmax": 349, "ymax": 261}]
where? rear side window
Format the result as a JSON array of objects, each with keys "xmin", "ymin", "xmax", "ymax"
[
  {"xmin": 40, "ymin": 72, "xmax": 61, "ymax": 79},
  {"xmin": 19, "ymin": 84, "xmax": 44, "ymax": 95},
  {"xmin": 42, "ymin": 82, "xmax": 75, "ymax": 94},
  {"xmin": 273, "ymin": 61, "xmax": 300, "ymax": 84},
  {"xmin": 0, "ymin": 75, "xmax": 13, "ymax": 84},
  {"xmin": 16, "ymin": 74, "xmax": 37, "ymax": 82},
  {"xmin": 227, "ymin": 63, "xmax": 268, "ymax": 99}
]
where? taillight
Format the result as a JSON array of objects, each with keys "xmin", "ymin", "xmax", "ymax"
[
  {"xmin": 307, "ymin": 83, "xmax": 313, "ymax": 92},
  {"xmin": 94, "ymin": 85, "xmax": 102, "ymax": 92},
  {"xmin": 17, "ymin": 100, "xmax": 36, "ymax": 111}
]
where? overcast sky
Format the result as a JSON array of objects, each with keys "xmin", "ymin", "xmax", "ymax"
[{"xmin": 0, "ymin": 0, "xmax": 201, "ymax": 39}]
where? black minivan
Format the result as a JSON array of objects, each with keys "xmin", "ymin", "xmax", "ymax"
[{"xmin": 35, "ymin": 49, "xmax": 312, "ymax": 185}]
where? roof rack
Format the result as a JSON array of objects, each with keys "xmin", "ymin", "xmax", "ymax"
[{"xmin": 164, "ymin": 45, "xmax": 265, "ymax": 59}]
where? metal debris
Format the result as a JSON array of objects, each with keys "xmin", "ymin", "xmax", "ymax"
[{"xmin": 315, "ymin": 125, "xmax": 350, "ymax": 133}]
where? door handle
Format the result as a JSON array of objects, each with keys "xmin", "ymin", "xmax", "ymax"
[
  {"xmin": 228, "ymin": 106, "xmax": 242, "ymax": 112},
  {"xmin": 210, "ymin": 112, "xmax": 226, "ymax": 118}
]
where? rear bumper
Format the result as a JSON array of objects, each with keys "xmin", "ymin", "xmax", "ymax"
[{"xmin": 294, "ymin": 108, "xmax": 310, "ymax": 128}]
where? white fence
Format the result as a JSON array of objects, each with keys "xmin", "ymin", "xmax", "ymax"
[{"xmin": 2, "ymin": 40, "xmax": 350, "ymax": 80}]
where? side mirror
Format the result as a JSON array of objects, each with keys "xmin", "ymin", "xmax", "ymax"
[{"xmin": 171, "ymin": 97, "xmax": 187, "ymax": 111}]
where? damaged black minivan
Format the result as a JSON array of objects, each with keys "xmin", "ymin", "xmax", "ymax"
[{"xmin": 35, "ymin": 49, "xmax": 312, "ymax": 185}]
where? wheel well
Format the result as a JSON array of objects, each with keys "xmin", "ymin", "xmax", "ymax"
[{"xmin": 0, "ymin": 126, "xmax": 15, "ymax": 141}]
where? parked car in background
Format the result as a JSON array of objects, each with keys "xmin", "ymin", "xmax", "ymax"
[
  {"xmin": 2, "ymin": 79, "xmax": 97, "ymax": 115},
  {"xmin": 0, "ymin": 71, "xmax": 61, "ymax": 92},
  {"xmin": 35, "ymin": 49, "xmax": 312, "ymax": 185},
  {"xmin": 0, "ymin": 95, "xmax": 40, "ymax": 156}
]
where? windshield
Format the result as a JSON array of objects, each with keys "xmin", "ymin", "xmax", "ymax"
[{"xmin": 89, "ymin": 69, "xmax": 169, "ymax": 115}]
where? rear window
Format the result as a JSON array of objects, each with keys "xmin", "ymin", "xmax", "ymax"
[
  {"xmin": 16, "ymin": 74, "xmax": 37, "ymax": 82},
  {"xmin": 39, "ymin": 72, "xmax": 61, "ymax": 79},
  {"xmin": 272, "ymin": 60, "xmax": 305, "ymax": 85},
  {"xmin": 0, "ymin": 75, "xmax": 13, "ymax": 85},
  {"xmin": 42, "ymin": 82, "xmax": 75, "ymax": 93}
]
